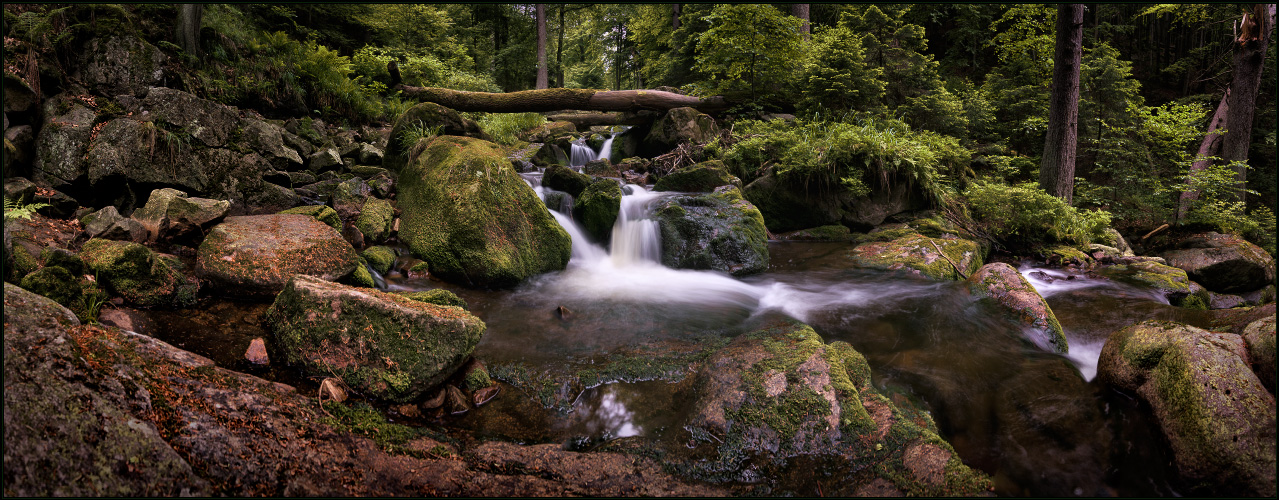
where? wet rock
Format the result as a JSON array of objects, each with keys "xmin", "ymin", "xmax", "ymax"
[
  {"xmin": 195, "ymin": 214, "xmax": 359, "ymax": 297},
  {"xmin": 775, "ymin": 225, "xmax": 853, "ymax": 242},
  {"xmin": 79, "ymin": 238, "xmax": 200, "ymax": 308},
  {"xmin": 643, "ymin": 107, "xmax": 718, "ymax": 154},
  {"xmin": 354, "ymin": 197, "xmax": 394, "ymax": 244},
  {"xmin": 1242, "ymin": 316, "xmax": 1276, "ymax": 394},
  {"xmin": 361, "ymin": 246, "xmax": 396, "ymax": 275},
  {"xmin": 473, "ymin": 385, "xmax": 501, "ymax": 406},
  {"xmin": 266, "ymin": 275, "xmax": 486, "ymax": 402},
  {"xmin": 445, "ymin": 385, "xmax": 471, "ymax": 414},
  {"xmin": 1208, "ymin": 291, "xmax": 1248, "ymax": 310},
  {"xmin": 1162, "ymin": 232, "xmax": 1276, "ymax": 294},
  {"xmin": 278, "ymin": 205, "xmax": 341, "ymax": 230},
  {"xmin": 652, "ymin": 160, "xmax": 741, "ymax": 193},
  {"xmin": 653, "ymin": 186, "xmax": 769, "ymax": 276},
  {"xmin": 97, "ymin": 307, "xmax": 158, "ymax": 336},
  {"xmin": 1097, "ymin": 320, "xmax": 1276, "ymax": 496},
  {"xmin": 966, "ymin": 263, "xmax": 1067, "ymax": 353},
  {"xmin": 574, "ymin": 178, "xmax": 622, "ymax": 244},
  {"xmin": 1097, "ymin": 260, "xmax": 1210, "ymax": 309},
  {"xmin": 1043, "ymin": 245, "xmax": 1094, "ymax": 269},
  {"xmin": 461, "ymin": 358, "xmax": 493, "ymax": 391},
  {"xmin": 245, "ymin": 338, "xmax": 270, "ymax": 365},
  {"xmin": 556, "ymin": 305, "xmax": 573, "ymax": 320},
  {"xmin": 543, "ymin": 164, "xmax": 593, "ymax": 198},
  {"xmin": 383, "ymin": 102, "xmax": 490, "ymax": 172},
  {"xmin": 397, "ymin": 136, "xmax": 570, "ymax": 288},
  {"xmin": 847, "ymin": 230, "xmax": 982, "ymax": 281},
  {"xmin": 582, "ymin": 157, "xmax": 618, "ymax": 177},
  {"xmin": 342, "ymin": 223, "xmax": 365, "ymax": 250},
  {"xmin": 420, "ymin": 388, "xmax": 446, "ymax": 409},
  {"xmin": 319, "ymin": 377, "xmax": 348, "ymax": 404}
]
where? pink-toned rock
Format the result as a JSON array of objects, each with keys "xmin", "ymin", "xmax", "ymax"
[
  {"xmin": 245, "ymin": 338, "xmax": 269, "ymax": 365},
  {"xmin": 97, "ymin": 307, "xmax": 158, "ymax": 336}
]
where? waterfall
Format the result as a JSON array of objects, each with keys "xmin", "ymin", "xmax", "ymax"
[
  {"xmin": 568, "ymin": 128, "xmax": 626, "ymax": 168},
  {"xmin": 609, "ymin": 184, "xmax": 664, "ymax": 266}
]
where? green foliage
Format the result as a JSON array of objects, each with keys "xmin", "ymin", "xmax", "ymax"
[
  {"xmin": 695, "ymin": 4, "xmax": 802, "ymax": 101},
  {"xmin": 979, "ymin": 4, "xmax": 1056, "ymax": 154},
  {"xmin": 797, "ymin": 24, "xmax": 884, "ymax": 116},
  {"xmin": 4, "ymin": 198, "xmax": 50, "ymax": 221},
  {"xmin": 473, "ymin": 112, "xmax": 546, "ymax": 147},
  {"xmin": 1180, "ymin": 162, "xmax": 1277, "ymax": 256},
  {"xmin": 966, "ymin": 181, "xmax": 1112, "ymax": 249},
  {"xmin": 351, "ymin": 46, "xmax": 496, "ymax": 93}
]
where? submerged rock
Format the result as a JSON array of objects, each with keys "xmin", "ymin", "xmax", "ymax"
[
  {"xmin": 966, "ymin": 263, "xmax": 1068, "ymax": 353},
  {"xmin": 774, "ymin": 225, "xmax": 853, "ymax": 242},
  {"xmin": 653, "ymin": 186, "xmax": 769, "ymax": 276},
  {"xmin": 397, "ymin": 136, "xmax": 570, "ymax": 288},
  {"xmin": 1097, "ymin": 320, "xmax": 1276, "ymax": 496},
  {"xmin": 195, "ymin": 214, "xmax": 359, "ymax": 297},
  {"xmin": 847, "ymin": 230, "xmax": 982, "ymax": 281},
  {"xmin": 266, "ymin": 274, "xmax": 485, "ymax": 402},
  {"xmin": 1162, "ymin": 232, "xmax": 1276, "ymax": 294}
]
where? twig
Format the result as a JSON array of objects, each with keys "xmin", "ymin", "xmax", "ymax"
[
  {"xmin": 1141, "ymin": 223, "xmax": 1170, "ymax": 242},
  {"xmin": 930, "ymin": 240, "xmax": 968, "ymax": 279}
]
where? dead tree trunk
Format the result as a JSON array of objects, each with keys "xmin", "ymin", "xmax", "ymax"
[
  {"xmin": 1039, "ymin": 4, "xmax": 1085, "ymax": 204},
  {"xmin": 393, "ymin": 84, "xmax": 730, "ymax": 114},
  {"xmin": 1176, "ymin": 90, "xmax": 1229, "ymax": 224},
  {"xmin": 1221, "ymin": 4, "xmax": 1275, "ymax": 202}
]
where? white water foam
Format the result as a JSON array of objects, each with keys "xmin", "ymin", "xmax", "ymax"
[{"xmin": 1020, "ymin": 264, "xmax": 1102, "ymax": 297}]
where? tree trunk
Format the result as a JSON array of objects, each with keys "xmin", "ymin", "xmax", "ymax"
[
  {"xmin": 1221, "ymin": 4, "xmax": 1275, "ymax": 202},
  {"xmin": 536, "ymin": 4, "xmax": 548, "ymax": 89},
  {"xmin": 791, "ymin": 4, "xmax": 810, "ymax": 40},
  {"xmin": 556, "ymin": 4, "xmax": 565, "ymax": 88},
  {"xmin": 1176, "ymin": 90, "xmax": 1230, "ymax": 223},
  {"xmin": 176, "ymin": 4, "xmax": 203, "ymax": 57},
  {"xmin": 1039, "ymin": 4, "xmax": 1085, "ymax": 204},
  {"xmin": 393, "ymin": 85, "xmax": 729, "ymax": 114},
  {"xmin": 543, "ymin": 111, "xmax": 659, "ymax": 127},
  {"xmin": 672, "ymin": 4, "xmax": 681, "ymax": 30}
]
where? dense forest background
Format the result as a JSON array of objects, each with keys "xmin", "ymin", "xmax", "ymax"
[{"xmin": 4, "ymin": 3, "xmax": 1275, "ymax": 254}]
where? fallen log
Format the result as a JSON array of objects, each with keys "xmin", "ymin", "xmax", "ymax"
[
  {"xmin": 542, "ymin": 111, "xmax": 659, "ymax": 127},
  {"xmin": 393, "ymin": 84, "xmax": 730, "ymax": 114}
]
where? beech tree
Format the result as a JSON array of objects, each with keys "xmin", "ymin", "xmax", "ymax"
[
  {"xmin": 536, "ymin": 4, "xmax": 547, "ymax": 89},
  {"xmin": 1039, "ymin": 4, "xmax": 1084, "ymax": 204}
]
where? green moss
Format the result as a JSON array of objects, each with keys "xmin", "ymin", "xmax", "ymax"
[
  {"xmin": 777, "ymin": 225, "xmax": 852, "ymax": 241},
  {"xmin": 361, "ymin": 246, "xmax": 396, "ymax": 275},
  {"xmin": 653, "ymin": 160, "xmax": 741, "ymax": 193},
  {"xmin": 573, "ymin": 179, "xmax": 622, "ymax": 244},
  {"xmin": 20, "ymin": 266, "xmax": 82, "ymax": 309},
  {"xmin": 847, "ymin": 232, "xmax": 983, "ymax": 281},
  {"xmin": 79, "ymin": 239, "xmax": 199, "ymax": 308},
  {"xmin": 462, "ymin": 365, "xmax": 493, "ymax": 391},
  {"xmin": 320, "ymin": 401, "xmax": 428, "ymax": 453},
  {"xmin": 40, "ymin": 248, "xmax": 87, "ymax": 276},
  {"xmin": 10, "ymin": 244, "xmax": 40, "ymax": 282},
  {"xmin": 398, "ymin": 289, "xmax": 467, "ymax": 308},
  {"xmin": 279, "ymin": 205, "xmax": 341, "ymax": 230},
  {"xmin": 340, "ymin": 258, "xmax": 376, "ymax": 288},
  {"xmin": 542, "ymin": 164, "xmax": 592, "ymax": 198}
]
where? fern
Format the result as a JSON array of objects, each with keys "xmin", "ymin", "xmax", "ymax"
[{"xmin": 4, "ymin": 198, "xmax": 51, "ymax": 221}]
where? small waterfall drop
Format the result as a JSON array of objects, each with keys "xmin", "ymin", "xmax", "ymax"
[
  {"xmin": 568, "ymin": 128, "xmax": 625, "ymax": 168},
  {"xmin": 609, "ymin": 184, "xmax": 664, "ymax": 266}
]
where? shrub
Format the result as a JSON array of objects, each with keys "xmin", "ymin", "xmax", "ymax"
[{"xmin": 965, "ymin": 180, "xmax": 1112, "ymax": 249}]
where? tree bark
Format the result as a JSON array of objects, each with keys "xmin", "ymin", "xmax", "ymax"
[
  {"xmin": 672, "ymin": 4, "xmax": 681, "ymax": 31},
  {"xmin": 1176, "ymin": 90, "xmax": 1229, "ymax": 224},
  {"xmin": 176, "ymin": 4, "xmax": 203, "ymax": 57},
  {"xmin": 536, "ymin": 4, "xmax": 548, "ymax": 90},
  {"xmin": 1039, "ymin": 4, "xmax": 1085, "ymax": 204},
  {"xmin": 556, "ymin": 4, "xmax": 565, "ymax": 88},
  {"xmin": 393, "ymin": 85, "xmax": 729, "ymax": 114},
  {"xmin": 1221, "ymin": 4, "xmax": 1275, "ymax": 202},
  {"xmin": 791, "ymin": 4, "xmax": 810, "ymax": 40}
]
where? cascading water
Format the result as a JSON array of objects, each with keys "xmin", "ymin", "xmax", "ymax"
[{"xmin": 568, "ymin": 129, "xmax": 623, "ymax": 167}]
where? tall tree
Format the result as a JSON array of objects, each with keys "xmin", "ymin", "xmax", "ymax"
[
  {"xmin": 176, "ymin": 4, "xmax": 204, "ymax": 57},
  {"xmin": 1039, "ymin": 4, "xmax": 1084, "ymax": 204},
  {"xmin": 1221, "ymin": 4, "xmax": 1275, "ymax": 202},
  {"xmin": 672, "ymin": 4, "xmax": 681, "ymax": 30},
  {"xmin": 792, "ymin": 4, "xmax": 811, "ymax": 40},
  {"xmin": 536, "ymin": 4, "xmax": 548, "ymax": 89}
]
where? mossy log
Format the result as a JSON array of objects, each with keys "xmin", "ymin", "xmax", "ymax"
[{"xmin": 393, "ymin": 85, "xmax": 730, "ymax": 114}]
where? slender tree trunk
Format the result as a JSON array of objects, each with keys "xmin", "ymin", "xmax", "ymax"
[
  {"xmin": 176, "ymin": 4, "xmax": 203, "ymax": 57},
  {"xmin": 672, "ymin": 4, "xmax": 681, "ymax": 30},
  {"xmin": 1221, "ymin": 4, "xmax": 1275, "ymax": 202},
  {"xmin": 556, "ymin": 4, "xmax": 565, "ymax": 88},
  {"xmin": 1177, "ymin": 90, "xmax": 1230, "ymax": 223},
  {"xmin": 536, "ymin": 4, "xmax": 548, "ymax": 89},
  {"xmin": 791, "ymin": 4, "xmax": 810, "ymax": 40},
  {"xmin": 1040, "ymin": 4, "xmax": 1085, "ymax": 204}
]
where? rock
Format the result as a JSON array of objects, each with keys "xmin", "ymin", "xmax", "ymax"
[
  {"xmin": 195, "ymin": 214, "xmax": 359, "ymax": 297},
  {"xmin": 245, "ymin": 338, "xmax": 269, "ymax": 365},
  {"xmin": 361, "ymin": 246, "xmax": 396, "ymax": 275},
  {"xmin": 130, "ymin": 188, "xmax": 230, "ymax": 244},
  {"xmin": 33, "ymin": 94, "xmax": 97, "ymax": 189},
  {"xmin": 1044, "ymin": 245, "xmax": 1094, "ymax": 269},
  {"xmin": 19, "ymin": 266, "xmax": 84, "ymax": 313},
  {"xmin": 1099, "ymin": 228, "xmax": 1134, "ymax": 256},
  {"xmin": 399, "ymin": 289, "xmax": 468, "ymax": 309},
  {"xmin": 573, "ymin": 179, "xmax": 622, "ymax": 244},
  {"xmin": 4, "ymin": 125, "xmax": 34, "ymax": 170},
  {"xmin": 330, "ymin": 177, "xmax": 371, "ymax": 219},
  {"xmin": 318, "ymin": 377, "xmax": 348, "ymax": 404},
  {"xmin": 75, "ymin": 36, "xmax": 168, "ymax": 97},
  {"xmin": 1208, "ymin": 291, "xmax": 1248, "ymax": 310},
  {"xmin": 342, "ymin": 224, "xmax": 365, "ymax": 251},
  {"xmin": 356, "ymin": 143, "xmax": 384, "ymax": 165},
  {"xmin": 742, "ymin": 166, "xmax": 927, "ymax": 233},
  {"xmin": 1163, "ymin": 232, "xmax": 1276, "ymax": 294},
  {"xmin": 444, "ymin": 385, "xmax": 471, "ymax": 414},
  {"xmin": 775, "ymin": 225, "xmax": 853, "ymax": 241},
  {"xmin": 580, "ymin": 158, "xmax": 616, "ymax": 177},
  {"xmin": 308, "ymin": 148, "xmax": 344, "ymax": 174},
  {"xmin": 1097, "ymin": 320, "xmax": 1275, "ymax": 496},
  {"xmin": 542, "ymin": 164, "xmax": 592, "ymax": 198},
  {"xmin": 653, "ymin": 186, "xmax": 769, "ymax": 276},
  {"xmin": 1242, "ymin": 316, "xmax": 1276, "ymax": 394},
  {"xmin": 241, "ymin": 119, "xmax": 304, "ymax": 171},
  {"xmin": 383, "ymin": 102, "xmax": 490, "ymax": 172},
  {"xmin": 652, "ymin": 160, "xmax": 741, "ymax": 193},
  {"xmin": 278, "ymin": 205, "xmax": 341, "ymax": 230},
  {"xmin": 460, "ymin": 358, "xmax": 492, "ymax": 391},
  {"xmin": 354, "ymin": 198, "xmax": 394, "ymax": 244},
  {"xmin": 1097, "ymin": 260, "xmax": 1210, "ymax": 309},
  {"xmin": 349, "ymin": 165, "xmax": 390, "ymax": 179},
  {"xmin": 97, "ymin": 307, "xmax": 158, "ymax": 336},
  {"xmin": 518, "ymin": 120, "xmax": 576, "ymax": 143},
  {"xmin": 79, "ymin": 238, "xmax": 200, "ymax": 308},
  {"xmin": 397, "ymin": 136, "xmax": 570, "ymax": 288},
  {"xmin": 135, "ymin": 87, "xmax": 240, "ymax": 148},
  {"xmin": 266, "ymin": 275, "xmax": 486, "ymax": 402},
  {"xmin": 3, "ymin": 73, "xmax": 38, "ymax": 114},
  {"xmin": 279, "ymin": 128, "xmax": 315, "ymax": 158},
  {"xmin": 966, "ymin": 263, "xmax": 1068, "ymax": 353},
  {"xmin": 643, "ymin": 107, "xmax": 719, "ymax": 154},
  {"xmin": 847, "ymin": 230, "xmax": 983, "ymax": 281}
]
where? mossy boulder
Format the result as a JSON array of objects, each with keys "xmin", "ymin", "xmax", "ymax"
[
  {"xmin": 278, "ymin": 205, "xmax": 341, "ymax": 230},
  {"xmin": 652, "ymin": 186, "xmax": 769, "ymax": 276},
  {"xmin": 1097, "ymin": 321, "xmax": 1276, "ymax": 496},
  {"xmin": 195, "ymin": 214, "xmax": 359, "ymax": 297},
  {"xmin": 775, "ymin": 225, "xmax": 853, "ymax": 241},
  {"xmin": 847, "ymin": 231, "xmax": 983, "ymax": 281},
  {"xmin": 679, "ymin": 319, "xmax": 992, "ymax": 495},
  {"xmin": 398, "ymin": 289, "xmax": 468, "ymax": 309},
  {"xmin": 1162, "ymin": 232, "xmax": 1276, "ymax": 294},
  {"xmin": 542, "ymin": 164, "xmax": 592, "ymax": 198},
  {"xmin": 1043, "ymin": 245, "xmax": 1094, "ymax": 268},
  {"xmin": 383, "ymin": 102, "xmax": 490, "ymax": 173},
  {"xmin": 361, "ymin": 246, "xmax": 396, "ymax": 275},
  {"xmin": 643, "ymin": 107, "xmax": 719, "ymax": 153},
  {"xmin": 573, "ymin": 179, "xmax": 622, "ymax": 244},
  {"xmin": 19, "ymin": 266, "xmax": 83, "ymax": 311},
  {"xmin": 1241, "ymin": 316, "xmax": 1276, "ymax": 393},
  {"xmin": 79, "ymin": 239, "xmax": 199, "ymax": 308},
  {"xmin": 581, "ymin": 158, "xmax": 619, "ymax": 177},
  {"xmin": 1097, "ymin": 260, "xmax": 1210, "ymax": 309},
  {"xmin": 966, "ymin": 263, "xmax": 1067, "ymax": 353},
  {"xmin": 354, "ymin": 197, "xmax": 395, "ymax": 244},
  {"xmin": 652, "ymin": 160, "xmax": 741, "ymax": 193},
  {"xmin": 397, "ymin": 136, "xmax": 571, "ymax": 288},
  {"xmin": 266, "ymin": 275, "xmax": 486, "ymax": 403}
]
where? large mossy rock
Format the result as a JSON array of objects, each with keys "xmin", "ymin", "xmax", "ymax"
[
  {"xmin": 33, "ymin": 94, "xmax": 98, "ymax": 190},
  {"xmin": 847, "ymin": 230, "xmax": 982, "ymax": 281},
  {"xmin": 354, "ymin": 197, "xmax": 394, "ymax": 244},
  {"xmin": 195, "ymin": 214, "xmax": 359, "ymax": 297},
  {"xmin": 397, "ymin": 136, "xmax": 570, "ymax": 288},
  {"xmin": 680, "ymin": 319, "xmax": 992, "ymax": 495},
  {"xmin": 1097, "ymin": 260, "xmax": 1210, "ymax": 309},
  {"xmin": 573, "ymin": 179, "xmax": 622, "ymax": 244},
  {"xmin": 383, "ymin": 103, "xmax": 490, "ymax": 173},
  {"xmin": 266, "ymin": 275, "xmax": 485, "ymax": 403},
  {"xmin": 79, "ymin": 238, "xmax": 199, "ymax": 308},
  {"xmin": 643, "ymin": 107, "xmax": 719, "ymax": 153},
  {"xmin": 652, "ymin": 160, "xmax": 741, "ymax": 193},
  {"xmin": 1097, "ymin": 320, "xmax": 1276, "ymax": 496},
  {"xmin": 966, "ymin": 263, "xmax": 1067, "ymax": 353},
  {"xmin": 1242, "ymin": 316, "xmax": 1276, "ymax": 393},
  {"xmin": 652, "ymin": 186, "xmax": 769, "ymax": 276},
  {"xmin": 1162, "ymin": 232, "xmax": 1276, "ymax": 294},
  {"xmin": 742, "ymin": 167, "xmax": 926, "ymax": 233},
  {"xmin": 2, "ymin": 283, "xmax": 211, "ymax": 496},
  {"xmin": 542, "ymin": 164, "xmax": 592, "ymax": 198}
]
